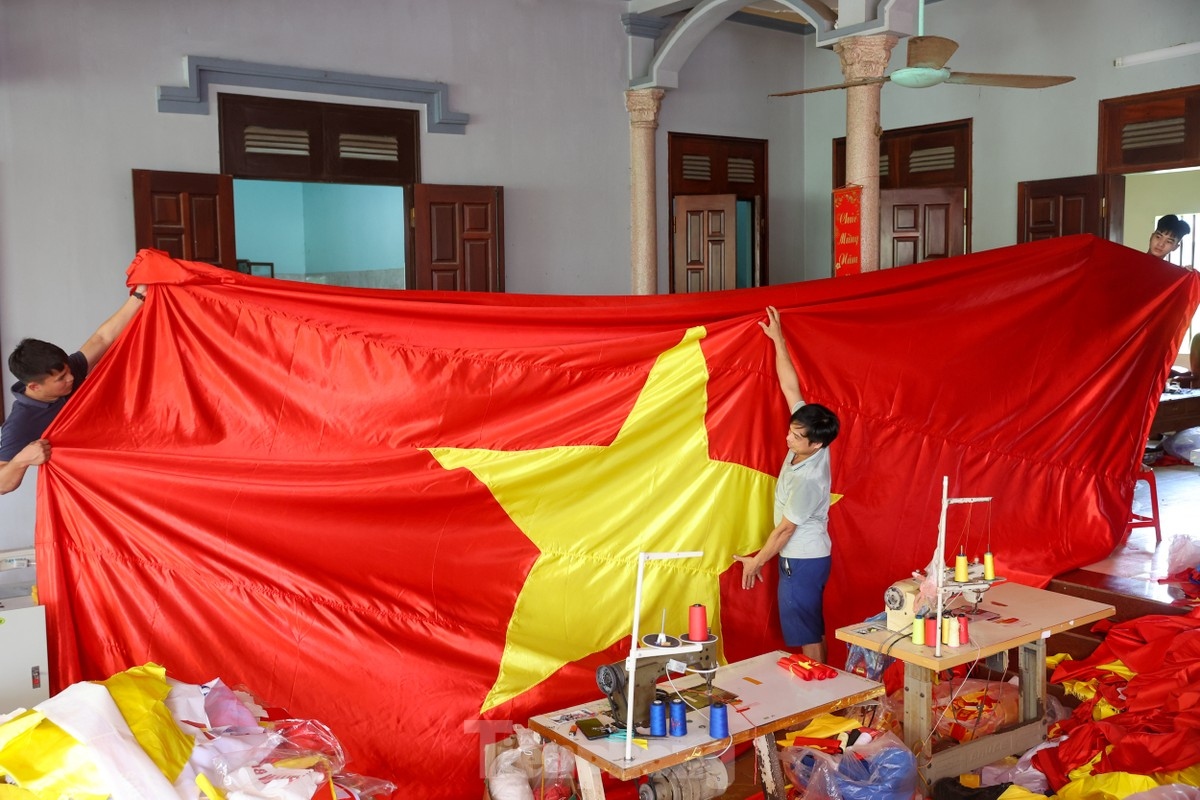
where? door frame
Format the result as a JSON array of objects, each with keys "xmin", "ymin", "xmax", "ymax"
[{"xmin": 667, "ymin": 132, "xmax": 768, "ymax": 291}]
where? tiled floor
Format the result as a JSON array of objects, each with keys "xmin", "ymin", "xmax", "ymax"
[{"xmin": 1082, "ymin": 463, "xmax": 1200, "ymax": 583}]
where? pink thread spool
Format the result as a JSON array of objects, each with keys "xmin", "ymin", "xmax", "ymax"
[{"xmin": 688, "ymin": 604, "xmax": 708, "ymax": 641}]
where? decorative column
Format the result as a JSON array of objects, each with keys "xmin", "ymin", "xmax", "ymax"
[
  {"xmin": 625, "ymin": 88, "xmax": 665, "ymax": 295},
  {"xmin": 833, "ymin": 34, "xmax": 897, "ymax": 273}
]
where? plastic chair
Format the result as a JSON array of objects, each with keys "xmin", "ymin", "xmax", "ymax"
[{"xmin": 1126, "ymin": 465, "xmax": 1162, "ymax": 545}]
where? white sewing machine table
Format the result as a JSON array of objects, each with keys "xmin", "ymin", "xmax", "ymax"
[
  {"xmin": 835, "ymin": 581, "xmax": 1114, "ymax": 786},
  {"xmin": 526, "ymin": 649, "xmax": 883, "ymax": 800}
]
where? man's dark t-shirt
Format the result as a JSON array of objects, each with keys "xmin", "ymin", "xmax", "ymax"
[{"xmin": 0, "ymin": 351, "xmax": 89, "ymax": 461}]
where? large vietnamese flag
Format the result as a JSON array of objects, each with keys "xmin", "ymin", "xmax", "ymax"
[{"xmin": 36, "ymin": 237, "xmax": 1197, "ymax": 798}]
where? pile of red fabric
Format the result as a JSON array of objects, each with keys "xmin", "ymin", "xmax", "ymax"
[{"xmin": 1038, "ymin": 608, "xmax": 1200, "ymax": 788}]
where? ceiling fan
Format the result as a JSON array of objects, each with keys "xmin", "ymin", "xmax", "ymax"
[{"xmin": 771, "ymin": 35, "xmax": 1075, "ymax": 97}]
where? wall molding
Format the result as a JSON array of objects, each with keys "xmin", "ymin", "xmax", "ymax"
[{"xmin": 157, "ymin": 56, "xmax": 470, "ymax": 134}]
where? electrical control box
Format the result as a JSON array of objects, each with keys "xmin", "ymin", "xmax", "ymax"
[{"xmin": 0, "ymin": 595, "xmax": 50, "ymax": 713}]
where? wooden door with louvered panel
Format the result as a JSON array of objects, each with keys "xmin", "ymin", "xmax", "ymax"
[
  {"xmin": 1016, "ymin": 174, "xmax": 1125, "ymax": 243},
  {"xmin": 880, "ymin": 188, "xmax": 964, "ymax": 269},
  {"xmin": 835, "ymin": 119, "xmax": 973, "ymax": 259},
  {"xmin": 668, "ymin": 133, "xmax": 767, "ymax": 289},
  {"xmin": 131, "ymin": 170, "xmax": 236, "ymax": 269},
  {"xmin": 673, "ymin": 195, "xmax": 737, "ymax": 293},
  {"xmin": 413, "ymin": 184, "xmax": 504, "ymax": 292}
]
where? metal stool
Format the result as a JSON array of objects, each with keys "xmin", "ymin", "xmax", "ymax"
[{"xmin": 1126, "ymin": 465, "xmax": 1162, "ymax": 545}]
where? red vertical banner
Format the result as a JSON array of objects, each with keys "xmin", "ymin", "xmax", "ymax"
[{"xmin": 833, "ymin": 185, "xmax": 862, "ymax": 277}]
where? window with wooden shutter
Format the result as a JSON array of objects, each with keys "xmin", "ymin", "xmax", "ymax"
[
  {"xmin": 219, "ymin": 94, "xmax": 419, "ymax": 185},
  {"xmin": 668, "ymin": 133, "xmax": 765, "ymax": 199},
  {"xmin": 1099, "ymin": 85, "xmax": 1200, "ymax": 174},
  {"xmin": 834, "ymin": 119, "xmax": 970, "ymax": 190}
]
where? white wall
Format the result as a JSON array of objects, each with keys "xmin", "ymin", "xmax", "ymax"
[
  {"xmin": 1123, "ymin": 171, "xmax": 1200, "ymax": 247},
  {"xmin": 800, "ymin": 0, "xmax": 1200, "ymax": 280},
  {"xmin": 652, "ymin": 19, "xmax": 808, "ymax": 284},
  {"xmin": 0, "ymin": 0, "xmax": 805, "ymax": 547},
  {"xmin": 1, "ymin": 0, "xmax": 1198, "ymax": 547}
]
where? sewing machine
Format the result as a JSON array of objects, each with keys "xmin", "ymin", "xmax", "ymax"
[
  {"xmin": 595, "ymin": 634, "xmax": 719, "ymax": 729},
  {"xmin": 884, "ymin": 578, "xmax": 922, "ymax": 632}
]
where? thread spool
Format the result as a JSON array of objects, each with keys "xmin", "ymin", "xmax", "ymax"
[
  {"xmin": 959, "ymin": 614, "xmax": 970, "ymax": 644},
  {"xmin": 984, "ymin": 552, "xmax": 996, "ymax": 581},
  {"xmin": 669, "ymin": 698, "xmax": 687, "ymax": 736},
  {"xmin": 925, "ymin": 615, "xmax": 938, "ymax": 648},
  {"xmin": 649, "ymin": 699, "xmax": 667, "ymax": 737},
  {"xmin": 947, "ymin": 614, "xmax": 960, "ymax": 647},
  {"xmin": 911, "ymin": 614, "xmax": 925, "ymax": 646},
  {"xmin": 954, "ymin": 551, "xmax": 969, "ymax": 583},
  {"xmin": 941, "ymin": 614, "xmax": 951, "ymax": 644},
  {"xmin": 688, "ymin": 604, "xmax": 708, "ymax": 642},
  {"xmin": 710, "ymin": 702, "xmax": 729, "ymax": 739}
]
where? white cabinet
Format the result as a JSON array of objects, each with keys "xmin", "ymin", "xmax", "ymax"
[{"xmin": 0, "ymin": 596, "xmax": 50, "ymax": 713}]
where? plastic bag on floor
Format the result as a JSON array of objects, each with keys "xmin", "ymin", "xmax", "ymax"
[
  {"xmin": 1163, "ymin": 427, "xmax": 1200, "ymax": 463},
  {"xmin": 781, "ymin": 730, "xmax": 916, "ymax": 800},
  {"xmin": 979, "ymin": 736, "xmax": 1058, "ymax": 793},
  {"xmin": 932, "ymin": 678, "xmax": 1018, "ymax": 743},
  {"xmin": 1125, "ymin": 784, "xmax": 1200, "ymax": 800},
  {"xmin": 1168, "ymin": 534, "xmax": 1200, "ymax": 576}
]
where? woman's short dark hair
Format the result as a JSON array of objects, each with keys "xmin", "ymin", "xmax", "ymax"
[
  {"xmin": 8, "ymin": 338, "xmax": 69, "ymax": 384},
  {"xmin": 791, "ymin": 403, "xmax": 840, "ymax": 447}
]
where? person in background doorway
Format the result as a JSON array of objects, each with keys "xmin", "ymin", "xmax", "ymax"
[
  {"xmin": 0, "ymin": 284, "xmax": 148, "ymax": 494},
  {"xmin": 1147, "ymin": 214, "xmax": 1191, "ymax": 263},
  {"xmin": 734, "ymin": 306, "xmax": 840, "ymax": 663},
  {"xmin": 1146, "ymin": 215, "xmax": 1198, "ymax": 388}
]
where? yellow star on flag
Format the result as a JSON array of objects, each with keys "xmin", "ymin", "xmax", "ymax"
[{"xmin": 428, "ymin": 326, "xmax": 778, "ymax": 712}]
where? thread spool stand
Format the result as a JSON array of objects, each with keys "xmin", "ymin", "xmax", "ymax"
[
  {"xmin": 623, "ymin": 551, "xmax": 704, "ymax": 763},
  {"xmin": 932, "ymin": 476, "xmax": 992, "ymax": 658}
]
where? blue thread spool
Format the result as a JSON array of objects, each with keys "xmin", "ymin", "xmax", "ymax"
[
  {"xmin": 649, "ymin": 699, "xmax": 667, "ymax": 736},
  {"xmin": 710, "ymin": 702, "xmax": 729, "ymax": 739},
  {"xmin": 668, "ymin": 698, "xmax": 687, "ymax": 736}
]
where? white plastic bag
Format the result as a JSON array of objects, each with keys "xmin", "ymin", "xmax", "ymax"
[
  {"xmin": 1163, "ymin": 427, "xmax": 1200, "ymax": 463},
  {"xmin": 488, "ymin": 748, "xmax": 536, "ymax": 800},
  {"xmin": 1126, "ymin": 785, "xmax": 1200, "ymax": 800},
  {"xmin": 1167, "ymin": 534, "xmax": 1200, "ymax": 577}
]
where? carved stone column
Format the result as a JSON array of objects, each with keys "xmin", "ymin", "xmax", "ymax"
[
  {"xmin": 626, "ymin": 88, "xmax": 665, "ymax": 295},
  {"xmin": 833, "ymin": 34, "xmax": 898, "ymax": 273}
]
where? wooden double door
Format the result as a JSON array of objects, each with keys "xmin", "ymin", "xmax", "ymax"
[{"xmin": 132, "ymin": 170, "xmax": 504, "ymax": 292}]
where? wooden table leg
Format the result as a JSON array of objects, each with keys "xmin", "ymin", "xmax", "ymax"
[
  {"xmin": 753, "ymin": 732, "xmax": 787, "ymax": 800},
  {"xmin": 575, "ymin": 755, "xmax": 606, "ymax": 800},
  {"xmin": 1017, "ymin": 640, "xmax": 1046, "ymax": 725},
  {"xmin": 902, "ymin": 661, "xmax": 934, "ymax": 770}
]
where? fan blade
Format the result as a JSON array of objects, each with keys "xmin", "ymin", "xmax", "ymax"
[
  {"xmin": 944, "ymin": 71, "xmax": 1074, "ymax": 88},
  {"xmin": 770, "ymin": 76, "xmax": 889, "ymax": 97},
  {"xmin": 907, "ymin": 36, "xmax": 958, "ymax": 70}
]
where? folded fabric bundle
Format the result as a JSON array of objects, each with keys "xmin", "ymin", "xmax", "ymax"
[{"xmin": 777, "ymin": 654, "xmax": 838, "ymax": 680}]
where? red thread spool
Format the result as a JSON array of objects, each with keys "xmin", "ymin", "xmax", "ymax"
[
  {"xmin": 959, "ymin": 614, "xmax": 969, "ymax": 643},
  {"xmin": 688, "ymin": 604, "xmax": 708, "ymax": 641},
  {"xmin": 924, "ymin": 616, "xmax": 937, "ymax": 648}
]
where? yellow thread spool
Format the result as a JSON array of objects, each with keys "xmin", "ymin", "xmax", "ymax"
[
  {"xmin": 954, "ymin": 553, "xmax": 969, "ymax": 583},
  {"xmin": 911, "ymin": 615, "xmax": 925, "ymax": 645},
  {"xmin": 984, "ymin": 552, "xmax": 995, "ymax": 581}
]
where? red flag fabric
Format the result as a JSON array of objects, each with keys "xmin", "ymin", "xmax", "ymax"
[
  {"xmin": 36, "ymin": 237, "xmax": 1197, "ymax": 798},
  {"xmin": 1039, "ymin": 608, "xmax": 1200, "ymax": 784}
]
